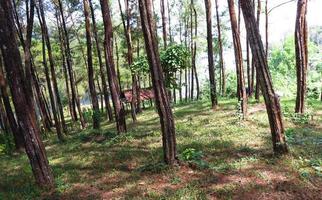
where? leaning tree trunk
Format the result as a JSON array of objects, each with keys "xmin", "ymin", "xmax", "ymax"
[
  {"xmin": 0, "ymin": 0, "xmax": 55, "ymax": 187},
  {"xmin": 205, "ymin": 0, "xmax": 218, "ymax": 109},
  {"xmin": 38, "ymin": 0, "xmax": 67, "ymax": 134},
  {"xmin": 100, "ymin": 0, "xmax": 127, "ymax": 133},
  {"xmin": 83, "ymin": 0, "xmax": 100, "ymax": 129},
  {"xmin": 295, "ymin": 0, "xmax": 308, "ymax": 114},
  {"xmin": 0, "ymin": 55, "xmax": 24, "ymax": 151},
  {"xmin": 228, "ymin": 0, "xmax": 247, "ymax": 118},
  {"xmin": 215, "ymin": 0, "xmax": 225, "ymax": 96},
  {"xmin": 265, "ymin": 0, "xmax": 268, "ymax": 60},
  {"xmin": 241, "ymin": 0, "xmax": 288, "ymax": 155},
  {"xmin": 139, "ymin": 0, "xmax": 177, "ymax": 165},
  {"xmin": 89, "ymin": 0, "xmax": 113, "ymax": 121}
]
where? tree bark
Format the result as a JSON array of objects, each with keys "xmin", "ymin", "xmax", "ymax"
[
  {"xmin": 36, "ymin": 7, "xmax": 64, "ymax": 141},
  {"xmin": 0, "ymin": 0, "xmax": 55, "ymax": 186},
  {"xmin": 160, "ymin": 0, "xmax": 167, "ymax": 48},
  {"xmin": 83, "ymin": 0, "xmax": 100, "ymax": 129},
  {"xmin": 57, "ymin": 0, "xmax": 79, "ymax": 122},
  {"xmin": 139, "ymin": 0, "xmax": 177, "ymax": 165},
  {"xmin": 118, "ymin": 0, "xmax": 138, "ymax": 123},
  {"xmin": 0, "ymin": 54, "xmax": 24, "ymax": 151},
  {"xmin": 89, "ymin": 0, "xmax": 113, "ymax": 121},
  {"xmin": 241, "ymin": 0, "xmax": 288, "ymax": 154},
  {"xmin": 100, "ymin": 0, "xmax": 127, "ymax": 133},
  {"xmin": 191, "ymin": 0, "xmax": 199, "ymax": 100},
  {"xmin": 255, "ymin": 0, "xmax": 261, "ymax": 101},
  {"xmin": 295, "ymin": 0, "xmax": 308, "ymax": 114},
  {"xmin": 38, "ymin": 0, "xmax": 67, "ymax": 134},
  {"xmin": 215, "ymin": 0, "xmax": 225, "ymax": 96},
  {"xmin": 228, "ymin": 0, "xmax": 247, "ymax": 117},
  {"xmin": 205, "ymin": 0, "xmax": 218, "ymax": 109}
]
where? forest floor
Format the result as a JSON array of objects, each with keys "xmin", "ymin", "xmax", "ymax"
[{"xmin": 0, "ymin": 98, "xmax": 321, "ymax": 200}]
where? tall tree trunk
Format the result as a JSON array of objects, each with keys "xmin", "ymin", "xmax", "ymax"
[
  {"xmin": 57, "ymin": 0, "xmax": 79, "ymax": 122},
  {"xmin": 241, "ymin": 0, "xmax": 288, "ymax": 155},
  {"xmin": 295, "ymin": 0, "xmax": 308, "ymax": 114},
  {"xmin": 0, "ymin": 0, "xmax": 54, "ymax": 186},
  {"xmin": 38, "ymin": 0, "xmax": 67, "ymax": 134},
  {"xmin": 139, "ymin": 0, "xmax": 177, "ymax": 165},
  {"xmin": 228, "ymin": 0, "xmax": 247, "ymax": 118},
  {"xmin": 83, "ymin": 0, "xmax": 100, "ymax": 129},
  {"xmin": 265, "ymin": 0, "xmax": 268, "ymax": 60},
  {"xmin": 192, "ymin": 1, "xmax": 199, "ymax": 100},
  {"xmin": 114, "ymin": 36, "xmax": 122, "ymax": 91},
  {"xmin": 255, "ymin": 0, "xmax": 261, "ymax": 101},
  {"xmin": 55, "ymin": 10, "xmax": 74, "ymax": 122},
  {"xmin": 215, "ymin": 0, "xmax": 225, "ymax": 96},
  {"xmin": 118, "ymin": 0, "xmax": 138, "ymax": 123},
  {"xmin": 205, "ymin": 0, "xmax": 218, "ymax": 109},
  {"xmin": 36, "ymin": 7, "xmax": 64, "ymax": 141},
  {"xmin": 190, "ymin": 0, "xmax": 194, "ymax": 100},
  {"xmin": 100, "ymin": 0, "xmax": 127, "ymax": 133},
  {"xmin": 89, "ymin": 0, "xmax": 113, "ymax": 121},
  {"xmin": 0, "ymin": 55, "xmax": 24, "ymax": 151},
  {"xmin": 160, "ymin": 0, "xmax": 167, "ymax": 48}
]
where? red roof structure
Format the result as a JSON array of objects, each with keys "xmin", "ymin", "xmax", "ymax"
[{"xmin": 121, "ymin": 88, "xmax": 154, "ymax": 103}]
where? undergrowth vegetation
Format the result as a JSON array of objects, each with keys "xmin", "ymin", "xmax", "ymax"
[{"xmin": 0, "ymin": 98, "xmax": 321, "ymax": 199}]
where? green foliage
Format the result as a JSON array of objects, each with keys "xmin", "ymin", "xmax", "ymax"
[
  {"xmin": 283, "ymin": 107, "xmax": 312, "ymax": 124},
  {"xmin": 179, "ymin": 148, "xmax": 209, "ymax": 169},
  {"xmin": 130, "ymin": 56, "xmax": 149, "ymax": 75},
  {"xmin": 160, "ymin": 45, "xmax": 190, "ymax": 88}
]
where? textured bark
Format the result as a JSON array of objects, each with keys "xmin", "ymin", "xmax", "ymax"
[
  {"xmin": 36, "ymin": 7, "xmax": 64, "ymax": 141},
  {"xmin": 295, "ymin": 0, "xmax": 308, "ymax": 114},
  {"xmin": 89, "ymin": 0, "xmax": 113, "ymax": 121},
  {"xmin": 100, "ymin": 0, "xmax": 127, "ymax": 133},
  {"xmin": 38, "ymin": 0, "xmax": 67, "ymax": 134},
  {"xmin": 205, "ymin": 0, "xmax": 218, "ymax": 109},
  {"xmin": 139, "ymin": 0, "xmax": 177, "ymax": 165},
  {"xmin": 228, "ymin": 0, "xmax": 247, "ymax": 117},
  {"xmin": 0, "ymin": 55, "xmax": 24, "ymax": 150},
  {"xmin": 83, "ymin": 0, "xmax": 100, "ymax": 129},
  {"xmin": 241, "ymin": 0, "xmax": 288, "ymax": 154},
  {"xmin": 215, "ymin": 0, "xmax": 225, "ymax": 96},
  {"xmin": 0, "ymin": 0, "xmax": 54, "ymax": 186}
]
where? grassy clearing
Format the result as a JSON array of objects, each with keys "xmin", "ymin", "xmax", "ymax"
[{"xmin": 0, "ymin": 98, "xmax": 321, "ymax": 199}]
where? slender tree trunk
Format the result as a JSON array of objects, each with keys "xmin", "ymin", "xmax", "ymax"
[
  {"xmin": 241, "ymin": 0, "xmax": 288, "ymax": 154},
  {"xmin": 255, "ymin": 0, "xmax": 261, "ymax": 101},
  {"xmin": 38, "ymin": 0, "xmax": 67, "ymax": 134},
  {"xmin": 100, "ymin": 0, "xmax": 127, "ymax": 133},
  {"xmin": 58, "ymin": 0, "xmax": 79, "ymax": 122},
  {"xmin": 118, "ymin": 0, "xmax": 138, "ymax": 123},
  {"xmin": 192, "ymin": 1, "xmax": 199, "ymax": 100},
  {"xmin": 89, "ymin": 0, "xmax": 113, "ymax": 121},
  {"xmin": 215, "ymin": 0, "xmax": 225, "ymax": 96},
  {"xmin": 295, "ymin": 0, "xmax": 308, "ymax": 114},
  {"xmin": 36, "ymin": 7, "xmax": 64, "ymax": 141},
  {"xmin": 228, "ymin": 0, "xmax": 247, "ymax": 118},
  {"xmin": 83, "ymin": 0, "xmax": 100, "ymax": 129},
  {"xmin": 265, "ymin": 0, "xmax": 268, "ymax": 60},
  {"xmin": 0, "ymin": 0, "xmax": 55, "ymax": 186},
  {"xmin": 190, "ymin": 0, "xmax": 194, "ymax": 100},
  {"xmin": 139, "ymin": 0, "xmax": 177, "ymax": 165},
  {"xmin": 160, "ymin": 0, "xmax": 167, "ymax": 48},
  {"xmin": 247, "ymin": 38, "xmax": 251, "ymax": 95},
  {"xmin": 114, "ymin": 37, "xmax": 122, "ymax": 91},
  {"xmin": 56, "ymin": 11, "xmax": 74, "ymax": 122},
  {"xmin": 205, "ymin": 0, "xmax": 218, "ymax": 109}
]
